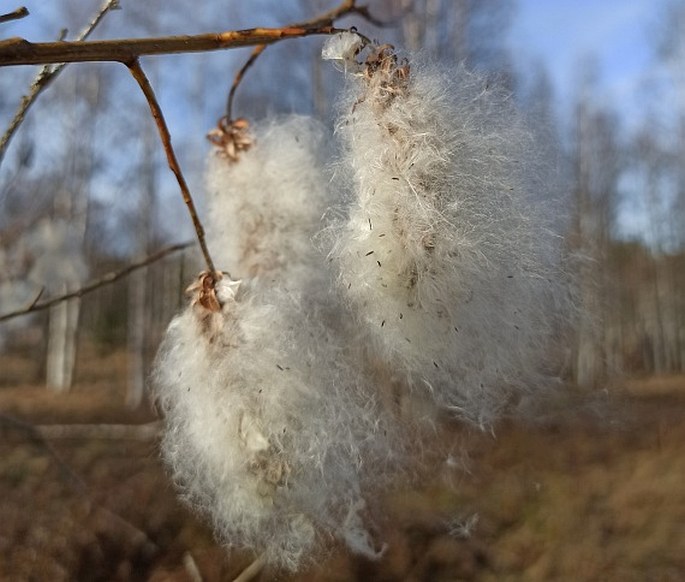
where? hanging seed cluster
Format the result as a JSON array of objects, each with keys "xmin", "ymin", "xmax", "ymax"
[{"xmin": 152, "ymin": 33, "xmax": 574, "ymax": 572}]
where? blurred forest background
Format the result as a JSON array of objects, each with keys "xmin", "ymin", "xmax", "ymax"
[
  {"xmin": 1, "ymin": 0, "xmax": 684, "ymax": 394},
  {"xmin": 0, "ymin": 1, "xmax": 684, "ymax": 580}
]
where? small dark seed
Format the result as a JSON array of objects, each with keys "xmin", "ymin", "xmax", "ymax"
[{"xmin": 365, "ymin": 250, "xmax": 375, "ymax": 256}]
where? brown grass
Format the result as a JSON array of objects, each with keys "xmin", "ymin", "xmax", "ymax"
[{"xmin": 1, "ymin": 348, "xmax": 683, "ymax": 581}]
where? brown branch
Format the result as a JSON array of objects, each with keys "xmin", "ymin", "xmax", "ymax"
[
  {"xmin": 0, "ymin": 1, "xmax": 377, "ymax": 290},
  {"xmin": 0, "ymin": 241, "xmax": 192, "ymax": 323},
  {"xmin": 0, "ymin": 25, "xmax": 344, "ymax": 66},
  {"xmin": 0, "ymin": 0, "xmax": 120, "ymax": 166},
  {"xmin": 127, "ymin": 59, "xmax": 217, "ymax": 278},
  {"xmin": 37, "ymin": 421, "xmax": 161, "ymax": 440},
  {"xmin": 0, "ymin": 6, "xmax": 29, "ymax": 24}
]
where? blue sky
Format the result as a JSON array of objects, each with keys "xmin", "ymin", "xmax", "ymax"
[
  {"xmin": 509, "ymin": 0, "xmax": 674, "ymax": 240},
  {"xmin": 510, "ymin": 0, "xmax": 658, "ymax": 126},
  {"xmin": 4, "ymin": 0, "xmax": 664, "ymax": 128},
  {"xmin": 2, "ymin": 0, "xmax": 677, "ymax": 244}
]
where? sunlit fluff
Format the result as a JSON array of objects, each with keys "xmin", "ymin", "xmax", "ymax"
[
  {"xmin": 327, "ymin": 35, "xmax": 570, "ymax": 425},
  {"xmin": 205, "ymin": 115, "xmax": 330, "ymax": 290},
  {"xmin": 152, "ymin": 274, "xmax": 393, "ymax": 570}
]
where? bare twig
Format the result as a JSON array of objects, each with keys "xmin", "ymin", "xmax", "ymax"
[
  {"xmin": 0, "ymin": 413, "xmax": 88, "ymax": 491},
  {"xmin": 232, "ymin": 554, "xmax": 266, "ymax": 582},
  {"xmin": 0, "ymin": 25, "xmax": 348, "ymax": 66},
  {"xmin": 0, "ymin": 6, "xmax": 29, "ymax": 24},
  {"xmin": 226, "ymin": 44, "xmax": 267, "ymax": 121},
  {"xmin": 0, "ymin": 412, "xmax": 158, "ymax": 556},
  {"xmin": 0, "ymin": 0, "xmax": 375, "ymax": 290},
  {"xmin": 0, "ymin": 241, "xmax": 192, "ymax": 323},
  {"xmin": 127, "ymin": 59, "xmax": 217, "ymax": 278},
  {"xmin": 37, "ymin": 422, "xmax": 161, "ymax": 440},
  {"xmin": 0, "ymin": 0, "xmax": 119, "ymax": 166},
  {"xmin": 27, "ymin": 286, "xmax": 45, "ymax": 308},
  {"xmin": 183, "ymin": 552, "xmax": 204, "ymax": 582},
  {"xmin": 290, "ymin": 0, "xmax": 385, "ymax": 30},
  {"xmin": 225, "ymin": 0, "xmax": 382, "ymax": 119}
]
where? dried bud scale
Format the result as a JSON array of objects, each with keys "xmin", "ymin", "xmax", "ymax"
[
  {"xmin": 207, "ymin": 117, "xmax": 253, "ymax": 162},
  {"xmin": 325, "ymin": 34, "xmax": 571, "ymax": 425}
]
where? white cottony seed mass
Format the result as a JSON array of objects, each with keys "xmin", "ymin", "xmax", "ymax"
[
  {"xmin": 205, "ymin": 115, "xmax": 331, "ymax": 291},
  {"xmin": 152, "ymin": 36, "xmax": 575, "ymax": 573},
  {"xmin": 153, "ymin": 274, "xmax": 397, "ymax": 570},
  {"xmin": 326, "ymin": 36, "xmax": 571, "ymax": 425}
]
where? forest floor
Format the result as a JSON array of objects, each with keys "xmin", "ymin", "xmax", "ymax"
[{"xmin": 0, "ymin": 347, "xmax": 683, "ymax": 581}]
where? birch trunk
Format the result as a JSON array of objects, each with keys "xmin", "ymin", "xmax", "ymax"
[
  {"xmin": 126, "ymin": 110, "xmax": 156, "ymax": 408},
  {"xmin": 46, "ymin": 287, "xmax": 81, "ymax": 391}
]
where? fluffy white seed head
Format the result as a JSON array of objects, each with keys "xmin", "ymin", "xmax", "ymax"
[
  {"xmin": 205, "ymin": 115, "xmax": 331, "ymax": 291},
  {"xmin": 327, "ymin": 46, "xmax": 572, "ymax": 425},
  {"xmin": 152, "ymin": 273, "xmax": 398, "ymax": 570}
]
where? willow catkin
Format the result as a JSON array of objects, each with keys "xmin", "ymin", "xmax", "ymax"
[
  {"xmin": 152, "ymin": 273, "xmax": 393, "ymax": 570},
  {"xmin": 205, "ymin": 115, "xmax": 331, "ymax": 290},
  {"xmin": 152, "ymin": 36, "xmax": 574, "ymax": 572},
  {"xmin": 325, "ymin": 35, "xmax": 571, "ymax": 426}
]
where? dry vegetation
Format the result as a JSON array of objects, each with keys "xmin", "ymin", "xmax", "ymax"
[{"xmin": 1, "ymin": 347, "xmax": 683, "ymax": 581}]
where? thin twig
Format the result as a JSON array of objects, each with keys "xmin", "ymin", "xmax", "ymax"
[
  {"xmin": 0, "ymin": 2, "xmax": 371, "ymax": 289},
  {"xmin": 226, "ymin": 44, "xmax": 267, "ymax": 121},
  {"xmin": 127, "ymin": 59, "xmax": 217, "ymax": 278},
  {"xmin": 0, "ymin": 0, "xmax": 120, "ymax": 166},
  {"xmin": 295, "ymin": 0, "xmax": 385, "ymax": 29},
  {"xmin": 27, "ymin": 286, "xmax": 45, "ymax": 308},
  {"xmin": 0, "ymin": 413, "xmax": 88, "ymax": 491},
  {"xmin": 225, "ymin": 0, "xmax": 383, "ymax": 119},
  {"xmin": 0, "ymin": 241, "xmax": 192, "ymax": 323},
  {"xmin": 0, "ymin": 6, "xmax": 29, "ymax": 24},
  {"xmin": 183, "ymin": 552, "xmax": 204, "ymax": 582},
  {"xmin": 0, "ymin": 412, "xmax": 158, "ymax": 556},
  {"xmin": 37, "ymin": 422, "xmax": 161, "ymax": 440},
  {"xmin": 232, "ymin": 554, "xmax": 266, "ymax": 582}
]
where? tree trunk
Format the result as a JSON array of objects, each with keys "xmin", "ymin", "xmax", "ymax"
[{"xmin": 46, "ymin": 286, "xmax": 80, "ymax": 391}]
